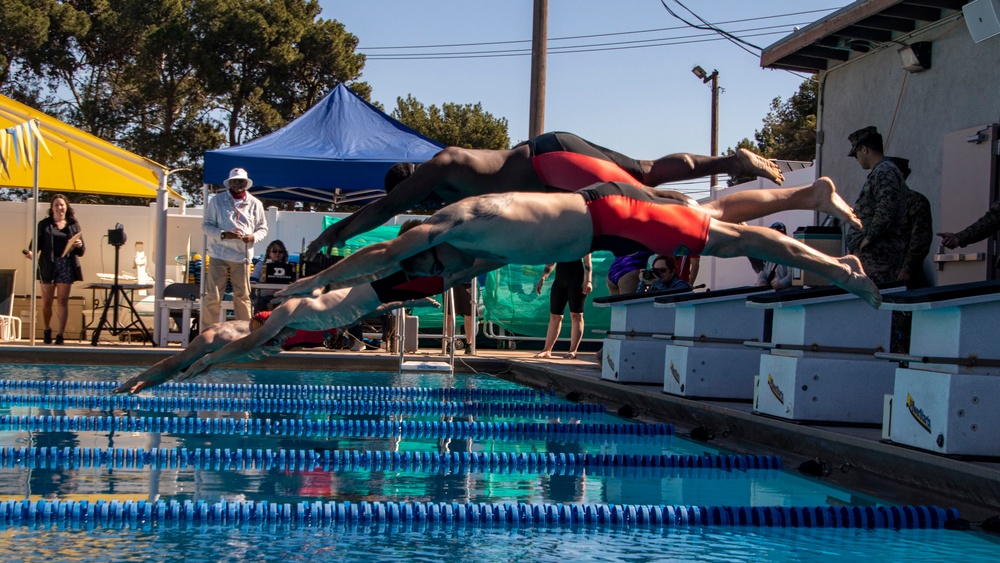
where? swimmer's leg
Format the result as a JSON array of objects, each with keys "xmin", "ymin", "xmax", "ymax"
[
  {"xmin": 697, "ymin": 177, "xmax": 861, "ymax": 229},
  {"xmin": 701, "ymin": 219, "xmax": 880, "ymax": 307},
  {"xmin": 640, "ymin": 148, "xmax": 784, "ymax": 187}
]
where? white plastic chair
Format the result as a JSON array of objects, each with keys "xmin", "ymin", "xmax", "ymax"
[{"xmin": 0, "ymin": 270, "xmax": 21, "ymax": 342}]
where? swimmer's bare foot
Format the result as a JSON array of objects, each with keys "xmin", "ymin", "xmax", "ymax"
[
  {"xmin": 810, "ymin": 177, "xmax": 862, "ymax": 230},
  {"xmin": 736, "ymin": 148, "xmax": 784, "ymax": 185},
  {"xmin": 835, "ymin": 254, "xmax": 881, "ymax": 308},
  {"xmin": 562, "ymin": 352, "xmax": 577, "ymax": 360},
  {"xmin": 533, "ymin": 351, "xmax": 552, "ymax": 358}
]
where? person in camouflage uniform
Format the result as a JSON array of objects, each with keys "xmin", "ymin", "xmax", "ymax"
[
  {"xmin": 884, "ymin": 157, "xmax": 933, "ymax": 353},
  {"xmin": 844, "ymin": 126, "xmax": 908, "ymax": 283},
  {"xmin": 938, "ymin": 201, "xmax": 1000, "ymax": 250},
  {"xmin": 888, "ymin": 157, "xmax": 933, "ymax": 290}
]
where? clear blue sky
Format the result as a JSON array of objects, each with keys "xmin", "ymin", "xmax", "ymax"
[{"xmin": 319, "ymin": 1, "xmax": 851, "ymax": 197}]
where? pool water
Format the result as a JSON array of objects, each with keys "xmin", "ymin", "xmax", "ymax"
[{"xmin": 0, "ymin": 364, "xmax": 997, "ymax": 562}]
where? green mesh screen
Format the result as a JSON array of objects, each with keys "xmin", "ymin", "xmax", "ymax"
[
  {"xmin": 318, "ymin": 216, "xmax": 613, "ymax": 336},
  {"xmin": 480, "ymin": 254, "xmax": 612, "ymax": 337}
]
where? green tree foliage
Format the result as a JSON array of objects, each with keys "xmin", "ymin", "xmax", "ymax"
[
  {"xmin": 392, "ymin": 94, "xmax": 510, "ymax": 150},
  {"xmin": 755, "ymin": 77, "xmax": 817, "ymax": 162},
  {"xmin": 0, "ymin": 0, "xmax": 369, "ymax": 202},
  {"xmin": 726, "ymin": 77, "xmax": 818, "ymax": 186}
]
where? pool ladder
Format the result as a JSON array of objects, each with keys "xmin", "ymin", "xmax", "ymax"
[{"xmin": 396, "ymin": 288, "xmax": 454, "ymax": 374}]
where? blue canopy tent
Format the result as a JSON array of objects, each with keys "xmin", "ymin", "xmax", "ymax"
[{"xmin": 203, "ymin": 84, "xmax": 444, "ymax": 204}]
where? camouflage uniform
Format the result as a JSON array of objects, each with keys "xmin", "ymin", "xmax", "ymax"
[
  {"xmin": 953, "ymin": 200, "xmax": 1000, "ymax": 248},
  {"xmin": 899, "ymin": 189, "xmax": 933, "ymax": 289},
  {"xmin": 845, "ymin": 158, "xmax": 908, "ymax": 283}
]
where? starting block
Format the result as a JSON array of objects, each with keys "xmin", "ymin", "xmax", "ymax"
[
  {"xmin": 879, "ymin": 280, "xmax": 1000, "ymax": 455},
  {"xmin": 593, "ymin": 287, "xmax": 690, "ymax": 384},
  {"xmin": 747, "ymin": 284, "xmax": 903, "ymax": 424},
  {"xmin": 658, "ymin": 286, "xmax": 769, "ymax": 399}
]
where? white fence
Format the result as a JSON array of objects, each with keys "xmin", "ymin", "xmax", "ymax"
[{"xmin": 0, "ymin": 198, "xmax": 429, "ymax": 298}]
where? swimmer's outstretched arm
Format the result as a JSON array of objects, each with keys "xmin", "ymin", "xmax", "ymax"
[
  {"xmin": 275, "ymin": 259, "xmax": 399, "ymax": 301},
  {"xmin": 282, "ymin": 222, "xmax": 448, "ymax": 297},
  {"xmin": 177, "ymin": 305, "xmax": 298, "ymax": 381},
  {"xmin": 372, "ymin": 296, "xmax": 441, "ymax": 315},
  {"xmin": 442, "ymin": 259, "xmax": 505, "ymax": 290},
  {"xmin": 113, "ymin": 321, "xmax": 250, "ymax": 394},
  {"xmin": 304, "ymin": 159, "xmax": 448, "ymax": 258}
]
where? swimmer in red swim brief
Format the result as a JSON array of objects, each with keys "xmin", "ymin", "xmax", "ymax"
[
  {"xmin": 303, "ymin": 131, "xmax": 797, "ymax": 257},
  {"xmin": 283, "ymin": 182, "xmax": 882, "ymax": 309}
]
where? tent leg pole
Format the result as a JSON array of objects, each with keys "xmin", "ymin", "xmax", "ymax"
[{"xmin": 153, "ymin": 172, "xmax": 168, "ymax": 346}]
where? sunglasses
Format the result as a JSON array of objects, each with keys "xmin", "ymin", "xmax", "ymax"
[
  {"xmin": 651, "ymin": 267, "xmax": 669, "ymax": 275},
  {"xmin": 270, "ymin": 249, "xmax": 286, "ymax": 254}
]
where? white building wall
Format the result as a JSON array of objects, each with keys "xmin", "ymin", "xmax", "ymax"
[
  {"xmin": 0, "ymin": 199, "xmax": 425, "ymax": 298},
  {"xmin": 694, "ymin": 164, "xmax": 818, "ymax": 291},
  {"xmin": 817, "ymin": 19, "xmax": 1000, "ymax": 266}
]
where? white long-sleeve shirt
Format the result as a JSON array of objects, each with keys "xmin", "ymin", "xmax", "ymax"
[{"xmin": 202, "ymin": 190, "xmax": 268, "ymax": 264}]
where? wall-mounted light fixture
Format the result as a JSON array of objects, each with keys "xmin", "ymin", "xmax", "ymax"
[
  {"xmin": 898, "ymin": 42, "xmax": 932, "ymax": 73},
  {"xmin": 966, "ymin": 127, "xmax": 990, "ymax": 144}
]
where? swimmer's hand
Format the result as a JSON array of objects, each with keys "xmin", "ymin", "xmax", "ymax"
[
  {"xmin": 177, "ymin": 357, "xmax": 212, "ymax": 382},
  {"xmin": 405, "ymin": 297, "xmax": 440, "ymax": 309},
  {"xmin": 303, "ymin": 225, "xmax": 346, "ymax": 261},
  {"xmin": 274, "ymin": 276, "xmax": 324, "ymax": 300},
  {"xmin": 113, "ymin": 372, "xmax": 171, "ymax": 394}
]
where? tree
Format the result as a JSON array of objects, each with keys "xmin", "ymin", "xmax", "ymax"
[
  {"xmin": 0, "ymin": 0, "xmax": 89, "ymax": 105},
  {"xmin": 726, "ymin": 77, "xmax": 818, "ymax": 186},
  {"xmin": 193, "ymin": 0, "xmax": 367, "ymax": 146},
  {"xmin": 1, "ymin": 0, "xmax": 370, "ymax": 202},
  {"xmin": 755, "ymin": 77, "xmax": 817, "ymax": 162},
  {"xmin": 391, "ymin": 95, "xmax": 509, "ymax": 149}
]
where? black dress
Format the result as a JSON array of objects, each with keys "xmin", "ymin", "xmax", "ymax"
[{"xmin": 33, "ymin": 217, "xmax": 85, "ymax": 284}]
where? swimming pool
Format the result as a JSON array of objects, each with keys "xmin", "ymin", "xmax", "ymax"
[{"xmin": 0, "ymin": 364, "xmax": 996, "ymax": 562}]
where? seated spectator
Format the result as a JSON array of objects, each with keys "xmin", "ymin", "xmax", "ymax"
[
  {"xmin": 636, "ymin": 255, "xmax": 691, "ymax": 293},
  {"xmin": 756, "ymin": 222, "xmax": 793, "ymax": 290},
  {"xmin": 250, "ymin": 240, "xmax": 292, "ymax": 312}
]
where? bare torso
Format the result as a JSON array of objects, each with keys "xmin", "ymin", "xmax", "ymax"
[
  {"xmin": 440, "ymin": 191, "xmax": 594, "ymax": 264},
  {"xmin": 281, "ymin": 285, "xmax": 383, "ymax": 331},
  {"xmin": 433, "ymin": 145, "xmax": 545, "ymax": 203}
]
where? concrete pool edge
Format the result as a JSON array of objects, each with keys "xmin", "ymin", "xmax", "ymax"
[
  {"xmin": 504, "ymin": 360, "xmax": 1000, "ymax": 522},
  {"xmin": 2, "ymin": 345, "xmax": 999, "ymax": 521}
]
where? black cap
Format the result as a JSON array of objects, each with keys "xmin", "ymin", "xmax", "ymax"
[
  {"xmin": 886, "ymin": 156, "xmax": 911, "ymax": 180},
  {"xmin": 848, "ymin": 126, "xmax": 881, "ymax": 157}
]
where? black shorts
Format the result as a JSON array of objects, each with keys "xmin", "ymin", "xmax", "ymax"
[
  {"xmin": 453, "ymin": 283, "xmax": 472, "ymax": 316},
  {"xmin": 550, "ymin": 261, "xmax": 586, "ymax": 315}
]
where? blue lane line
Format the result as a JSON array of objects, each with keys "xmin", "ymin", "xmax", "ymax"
[
  {"xmin": 0, "ymin": 446, "xmax": 783, "ymax": 472},
  {"xmin": 0, "ymin": 380, "xmax": 554, "ymax": 401},
  {"xmin": 0, "ymin": 414, "xmax": 674, "ymax": 440},
  {"xmin": 0, "ymin": 498, "xmax": 960, "ymax": 529},
  {"xmin": 0, "ymin": 394, "xmax": 605, "ymax": 416}
]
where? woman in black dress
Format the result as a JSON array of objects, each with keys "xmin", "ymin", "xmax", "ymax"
[{"xmin": 24, "ymin": 194, "xmax": 85, "ymax": 344}]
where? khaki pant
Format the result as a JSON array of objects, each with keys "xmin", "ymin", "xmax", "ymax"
[{"xmin": 204, "ymin": 257, "xmax": 251, "ymax": 329}]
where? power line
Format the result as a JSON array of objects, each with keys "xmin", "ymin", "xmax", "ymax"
[
  {"xmin": 358, "ymin": 8, "xmax": 838, "ymax": 50},
  {"xmin": 364, "ymin": 28, "xmax": 802, "ymax": 61},
  {"xmin": 660, "ymin": 0, "xmax": 760, "ymax": 56}
]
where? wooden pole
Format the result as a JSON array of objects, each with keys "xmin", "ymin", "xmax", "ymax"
[
  {"xmin": 528, "ymin": 0, "xmax": 548, "ymax": 139},
  {"xmin": 710, "ymin": 72, "xmax": 720, "ymax": 188}
]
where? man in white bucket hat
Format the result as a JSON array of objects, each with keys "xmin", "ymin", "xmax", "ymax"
[{"xmin": 201, "ymin": 167, "xmax": 268, "ymax": 328}]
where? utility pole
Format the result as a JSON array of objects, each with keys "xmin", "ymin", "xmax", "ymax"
[
  {"xmin": 692, "ymin": 66, "xmax": 720, "ymax": 187},
  {"xmin": 529, "ymin": 0, "xmax": 548, "ymax": 139},
  {"xmin": 710, "ymin": 71, "xmax": 719, "ymax": 187}
]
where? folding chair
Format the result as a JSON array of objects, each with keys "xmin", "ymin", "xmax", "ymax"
[{"xmin": 158, "ymin": 283, "xmax": 199, "ymax": 346}]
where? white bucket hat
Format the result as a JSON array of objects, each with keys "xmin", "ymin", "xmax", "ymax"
[{"xmin": 223, "ymin": 167, "xmax": 253, "ymax": 189}]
